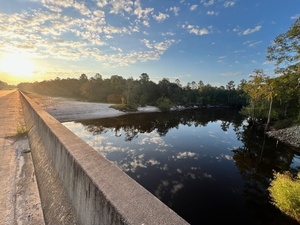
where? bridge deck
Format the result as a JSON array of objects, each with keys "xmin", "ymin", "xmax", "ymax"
[{"xmin": 0, "ymin": 90, "xmax": 44, "ymax": 225}]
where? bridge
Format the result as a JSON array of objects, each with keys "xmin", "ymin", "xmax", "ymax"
[{"xmin": 0, "ymin": 90, "xmax": 189, "ymax": 225}]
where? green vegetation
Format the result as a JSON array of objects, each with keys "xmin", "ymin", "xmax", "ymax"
[
  {"xmin": 240, "ymin": 70, "xmax": 300, "ymax": 130},
  {"xmin": 265, "ymin": 18, "xmax": 300, "ymax": 222},
  {"xmin": 18, "ymin": 73, "xmax": 248, "ymax": 111},
  {"xmin": 268, "ymin": 172, "xmax": 300, "ymax": 223},
  {"xmin": 16, "ymin": 125, "xmax": 27, "ymax": 137},
  {"xmin": 109, "ymin": 104, "xmax": 138, "ymax": 112},
  {"xmin": 0, "ymin": 80, "xmax": 15, "ymax": 89},
  {"xmin": 240, "ymin": 18, "xmax": 300, "ymax": 130},
  {"xmin": 156, "ymin": 97, "xmax": 172, "ymax": 111}
]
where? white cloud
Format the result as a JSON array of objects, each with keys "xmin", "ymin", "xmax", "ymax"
[
  {"xmin": 190, "ymin": 5, "xmax": 198, "ymax": 11},
  {"xmin": 153, "ymin": 12, "xmax": 169, "ymax": 22},
  {"xmin": 96, "ymin": 0, "xmax": 108, "ymax": 8},
  {"xmin": 41, "ymin": 0, "xmax": 73, "ymax": 8},
  {"xmin": 142, "ymin": 39, "xmax": 175, "ymax": 54},
  {"xmin": 93, "ymin": 10, "xmax": 105, "ymax": 17},
  {"xmin": 242, "ymin": 25, "xmax": 262, "ymax": 35},
  {"xmin": 154, "ymin": 39, "xmax": 175, "ymax": 52},
  {"xmin": 169, "ymin": 6, "xmax": 180, "ymax": 16},
  {"xmin": 142, "ymin": 20, "xmax": 150, "ymax": 27},
  {"xmin": 248, "ymin": 41, "xmax": 262, "ymax": 47},
  {"xmin": 170, "ymin": 182, "xmax": 184, "ymax": 194},
  {"xmin": 141, "ymin": 39, "xmax": 153, "ymax": 49},
  {"xmin": 207, "ymin": 10, "xmax": 218, "ymax": 15},
  {"xmin": 133, "ymin": 0, "xmax": 154, "ymax": 19},
  {"xmin": 291, "ymin": 14, "xmax": 300, "ymax": 20},
  {"xmin": 73, "ymin": 2, "xmax": 91, "ymax": 16},
  {"xmin": 109, "ymin": 0, "xmax": 133, "ymax": 14},
  {"xmin": 183, "ymin": 24, "xmax": 210, "ymax": 36},
  {"xmin": 176, "ymin": 151, "xmax": 198, "ymax": 159},
  {"xmin": 44, "ymin": 4, "xmax": 62, "ymax": 12},
  {"xmin": 102, "ymin": 25, "xmax": 130, "ymax": 35},
  {"xmin": 1, "ymin": 7, "xmax": 168, "ymax": 68},
  {"xmin": 201, "ymin": 0, "xmax": 215, "ymax": 7},
  {"xmin": 162, "ymin": 31, "xmax": 175, "ymax": 36},
  {"xmin": 224, "ymin": 1, "xmax": 236, "ymax": 8},
  {"xmin": 147, "ymin": 159, "xmax": 160, "ymax": 166}
]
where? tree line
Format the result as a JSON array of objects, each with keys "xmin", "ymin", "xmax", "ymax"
[
  {"xmin": 16, "ymin": 67, "xmax": 299, "ymax": 130},
  {"xmin": 0, "ymin": 80, "xmax": 15, "ymax": 89},
  {"xmin": 17, "ymin": 73, "xmax": 248, "ymax": 109}
]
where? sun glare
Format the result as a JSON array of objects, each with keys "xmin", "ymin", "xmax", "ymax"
[{"xmin": 0, "ymin": 53, "xmax": 36, "ymax": 79}]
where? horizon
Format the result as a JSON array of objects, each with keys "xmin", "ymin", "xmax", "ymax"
[{"xmin": 0, "ymin": 0, "xmax": 299, "ymax": 86}]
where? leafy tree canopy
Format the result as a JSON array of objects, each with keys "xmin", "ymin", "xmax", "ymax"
[{"xmin": 267, "ymin": 17, "xmax": 300, "ymax": 74}]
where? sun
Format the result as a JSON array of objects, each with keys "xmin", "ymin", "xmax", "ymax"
[{"xmin": 0, "ymin": 53, "xmax": 36, "ymax": 79}]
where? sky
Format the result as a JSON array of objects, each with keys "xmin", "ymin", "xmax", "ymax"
[{"xmin": 0, "ymin": 0, "xmax": 299, "ymax": 86}]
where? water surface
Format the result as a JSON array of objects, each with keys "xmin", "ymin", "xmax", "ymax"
[{"xmin": 63, "ymin": 108, "xmax": 300, "ymax": 225}]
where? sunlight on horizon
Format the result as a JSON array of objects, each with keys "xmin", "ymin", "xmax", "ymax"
[{"xmin": 0, "ymin": 53, "xmax": 37, "ymax": 83}]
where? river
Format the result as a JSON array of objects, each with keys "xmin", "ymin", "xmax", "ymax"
[{"xmin": 62, "ymin": 108, "xmax": 300, "ymax": 225}]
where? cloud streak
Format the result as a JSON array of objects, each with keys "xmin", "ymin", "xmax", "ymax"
[{"xmin": 242, "ymin": 25, "xmax": 262, "ymax": 35}]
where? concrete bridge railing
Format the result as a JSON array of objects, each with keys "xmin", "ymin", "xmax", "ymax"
[{"xmin": 20, "ymin": 91, "xmax": 189, "ymax": 225}]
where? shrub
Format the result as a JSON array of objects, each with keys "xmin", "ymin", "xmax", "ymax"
[
  {"xmin": 107, "ymin": 94, "xmax": 122, "ymax": 104},
  {"xmin": 268, "ymin": 171, "xmax": 300, "ymax": 223},
  {"xmin": 156, "ymin": 97, "xmax": 172, "ymax": 111},
  {"xmin": 109, "ymin": 104, "xmax": 137, "ymax": 112}
]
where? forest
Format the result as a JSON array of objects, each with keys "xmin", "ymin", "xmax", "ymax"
[{"xmin": 17, "ymin": 73, "xmax": 247, "ymax": 107}]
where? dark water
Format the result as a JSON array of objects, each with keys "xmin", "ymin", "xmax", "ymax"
[{"xmin": 62, "ymin": 108, "xmax": 300, "ymax": 225}]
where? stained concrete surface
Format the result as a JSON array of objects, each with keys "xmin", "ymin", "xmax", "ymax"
[{"xmin": 0, "ymin": 90, "xmax": 44, "ymax": 225}]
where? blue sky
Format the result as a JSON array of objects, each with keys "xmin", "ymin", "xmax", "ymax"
[{"xmin": 0, "ymin": 0, "xmax": 299, "ymax": 86}]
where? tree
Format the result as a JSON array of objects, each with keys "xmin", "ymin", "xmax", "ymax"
[
  {"xmin": 94, "ymin": 73, "xmax": 102, "ymax": 80},
  {"xmin": 175, "ymin": 79, "xmax": 181, "ymax": 87},
  {"xmin": 226, "ymin": 80, "xmax": 235, "ymax": 90},
  {"xmin": 139, "ymin": 73, "xmax": 150, "ymax": 83},
  {"xmin": 267, "ymin": 17, "xmax": 300, "ymax": 74},
  {"xmin": 79, "ymin": 73, "xmax": 88, "ymax": 81},
  {"xmin": 264, "ymin": 78, "xmax": 276, "ymax": 130},
  {"xmin": 241, "ymin": 70, "xmax": 267, "ymax": 123},
  {"xmin": 226, "ymin": 80, "xmax": 235, "ymax": 104}
]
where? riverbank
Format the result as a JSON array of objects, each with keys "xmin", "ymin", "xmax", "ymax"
[
  {"xmin": 29, "ymin": 95, "xmax": 160, "ymax": 122},
  {"xmin": 28, "ymin": 93, "xmax": 300, "ymax": 150},
  {"xmin": 267, "ymin": 125, "xmax": 300, "ymax": 149}
]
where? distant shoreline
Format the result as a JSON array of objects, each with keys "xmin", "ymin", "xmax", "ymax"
[{"xmin": 30, "ymin": 94, "xmax": 300, "ymax": 150}]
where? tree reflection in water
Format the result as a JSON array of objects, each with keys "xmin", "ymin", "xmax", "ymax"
[{"xmin": 63, "ymin": 108, "xmax": 300, "ymax": 225}]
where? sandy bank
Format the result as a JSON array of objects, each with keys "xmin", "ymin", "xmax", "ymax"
[{"xmin": 31, "ymin": 96, "xmax": 160, "ymax": 122}]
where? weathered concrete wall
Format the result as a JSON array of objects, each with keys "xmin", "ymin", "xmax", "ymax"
[{"xmin": 20, "ymin": 91, "xmax": 189, "ymax": 225}]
